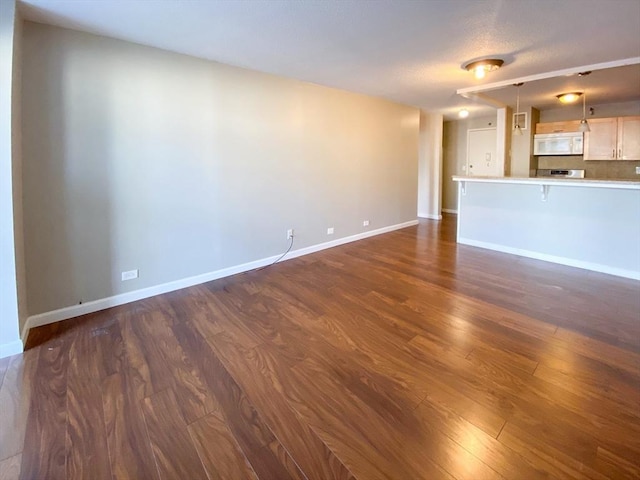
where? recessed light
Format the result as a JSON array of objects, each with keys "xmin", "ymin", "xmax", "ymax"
[{"xmin": 458, "ymin": 109, "xmax": 470, "ymax": 118}]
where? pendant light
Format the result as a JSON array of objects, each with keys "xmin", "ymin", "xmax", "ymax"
[
  {"xmin": 578, "ymin": 90, "xmax": 590, "ymax": 132},
  {"xmin": 513, "ymin": 83, "xmax": 523, "ymax": 136}
]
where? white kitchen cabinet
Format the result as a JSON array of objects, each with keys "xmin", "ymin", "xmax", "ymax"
[
  {"xmin": 584, "ymin": 118, "xmax": 618, "ymax": 160},
  {"xmin": 618, "ymin": 116, "xmax": 640, "ymax": 160},
  {"xmin": 535, "ymin": 120, "xmax": 581, "ymax": 134},
  {"xmin": 584, "ymin": 116, "xmax": 640, "ymax": 160}
]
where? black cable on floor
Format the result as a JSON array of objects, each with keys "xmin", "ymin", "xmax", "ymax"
[{"xmin": 255, "ymin": 235, "xmax": 294, "ymax": 272}]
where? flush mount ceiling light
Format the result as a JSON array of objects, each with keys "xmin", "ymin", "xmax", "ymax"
[
  {"xmin": 556, "ymin": 92, "xmax": 582, "ymax": 104},
  {"xmin": 458, "ymin": 109, "xmax": 469, "ymax": 118},
  {"xmin": 463, "ymin": 58, "xmax": 504, "ymax": 79}
]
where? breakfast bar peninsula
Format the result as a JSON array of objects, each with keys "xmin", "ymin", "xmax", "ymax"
[{"xmin": 452, "ymin": 176, "xmax": 640, "ymax": 280}]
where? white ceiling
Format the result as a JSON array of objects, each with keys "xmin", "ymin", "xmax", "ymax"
[{"xmin": 18, "ymin": 0, "xmax": 640, "ymax": 119}]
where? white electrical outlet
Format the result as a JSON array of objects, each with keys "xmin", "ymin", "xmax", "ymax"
[
  {"xmin": 363, "ymin": 220, "xmax": 370, "ymax": 227},
  {"xmin": 287, "ymin": 228, "xmax": 294, "ymax": 239},
  {"xmin": 121, "ymin": 269, "xmax": 138, "ymax": 281},
  {"xmin": 327, "ymin": 227, "xmax": 334, "ymax": 235},
  {"xmin": 636, "ymin": 166, "xmax": 640, "ymax": 175}
]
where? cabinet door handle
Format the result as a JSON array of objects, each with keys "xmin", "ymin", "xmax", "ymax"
[
  {"xmin": 619, "ymin": 149, "xmax": 622, "ymax": 159},
  {"xmin": 613, "ymin": 149, "xmax": 616, "ymax": 159}
]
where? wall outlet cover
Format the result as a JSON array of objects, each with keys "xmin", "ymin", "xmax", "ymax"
[
  {"xmin": 327, "ymin": 227, "xmax": 334, "ymax": 235},
  {"xmin": 121, "ymin": 269, "xmax": 139, "ymax": 281}
]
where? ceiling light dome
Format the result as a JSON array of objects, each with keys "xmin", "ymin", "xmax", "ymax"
[
  {"xmin": 556, "ymin": 92, "xmax": 582, "ymax": 104},
  {"xmin": 463, "ymin": 58, "xmax": 504, "ymax": 79}
]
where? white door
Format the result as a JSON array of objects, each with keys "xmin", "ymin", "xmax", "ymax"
[{"xmin": 467, "ymin": 128, "xmax": 498, "ymax": 176}]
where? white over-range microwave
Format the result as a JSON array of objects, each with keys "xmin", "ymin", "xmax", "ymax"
[{"xmin": 533, "ymin": 132, "xmax": 584, "ymax": 156}]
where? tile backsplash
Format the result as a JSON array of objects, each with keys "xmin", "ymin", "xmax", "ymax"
[{"xmin": 537, "ymin": 156, "xmax": 640, "ymax": 180}]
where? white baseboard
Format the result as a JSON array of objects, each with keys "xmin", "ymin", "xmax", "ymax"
[
  {"xmin": 458, "ymin": 237, "xmax": 640, "ymax": 280},
  {"xmin": 21, "ymin": 219, "xmax": 419, "ymax": 342},
  {"xmin": 442, "ymin": 209, "xmax": 458, "ymax": 214},
  {"xmin": 418, "ymin": 213, "xmax": 442, "ymax": 220},
  {"xmin": 0, "ymin": 339, "xmax": 23, "ymax": 359},
  {"xmin": 20, "ymin": 321, "xmax": 29, "ymax": 346}
]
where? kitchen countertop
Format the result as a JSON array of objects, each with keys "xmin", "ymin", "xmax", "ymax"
[{"xmin": 452, "ymin": 175, "xmax": 640, "ymax": 190}]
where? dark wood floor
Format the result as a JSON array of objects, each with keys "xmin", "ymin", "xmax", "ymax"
[{"xmin": 1, "ymin": 214, "xmax": 639, "ymax": 480}]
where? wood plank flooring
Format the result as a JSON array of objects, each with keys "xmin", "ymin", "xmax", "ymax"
[{"xmin": 2, "ymin": 214, "xmax": 640, "ymax": 479}]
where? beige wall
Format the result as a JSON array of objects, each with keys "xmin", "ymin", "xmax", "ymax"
[
  {"xmin": 21, "ymin": 22, "xmax": 419, "ymax": 316},
  {"xmin": 538, "ymin": 100, "xmax": 640, "ymax": 180},
  {"xmin": 442, "ymin": 115, "xmax": 497, "ymax": 212}
]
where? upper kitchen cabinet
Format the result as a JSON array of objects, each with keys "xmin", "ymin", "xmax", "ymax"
[
  {"xmin": 618, "ymin": 116, "xmax": 640, "ymax": 160},
  {"xmin": 584, "ymin": 116, "xmax": 640, "ymax": 160},
  {"xmin": 584, "ymin": 118, "xmax": 618, "ymax": 160},
  {"xmin": 535, "ymin": 120, "xmax": 581, "ymax": 134}
]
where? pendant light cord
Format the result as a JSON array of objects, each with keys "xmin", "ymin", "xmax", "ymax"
[{"xmin": 513, "ymin": 82, "xmax": 524, "ymax": 133}]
